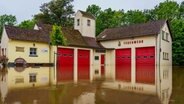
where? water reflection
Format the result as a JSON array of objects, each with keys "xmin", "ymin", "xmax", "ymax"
[{"xmin": 0, "ymin": 66, "xmax": 174, "ymax": 104}]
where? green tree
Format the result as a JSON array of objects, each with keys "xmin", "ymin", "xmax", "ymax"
[
  {"xmin": 96, "ymin": 8, "xmax": 125, "ymax": 35},
  {"xmin": 18, "ymin": 19, "xmax": 35, "ymax": 29},
  {"xmin": 179, "ymin": 1, "xmax": 184, "ymax": 19},
  {"xmin": 154, "ymin": 0, "xmax": 180, "ymax": 21},
  {"xmin": 171, "ymin": 19, "xmax": 184, "ymax": 65},
  {"xmin": 0, "ymin": 14, "xmax": 17, "ymax": 38},
  {"xmin": 143, "ymin": 9, "xmax": 156, "ymax": 21},
  {"xmin": 50, "ymin": 25, "xmax": 67, "ymax": 46},
  {"xmin": 86, "ymin": 4, "xmax": 101, "ymax": 17},
  {"xmin": 34, "ymin": 0, "xmax": 74, "ymax": 26},
  {"xmin": 124, "ymin": 10, "xmax": 147, "ymax": 25}
]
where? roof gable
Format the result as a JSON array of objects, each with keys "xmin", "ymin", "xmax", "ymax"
[
  {"xmin": 78, "ymin": 10, "xmax": 96, "ymax": 20},
  {"xmin": 97, "ymin": 20, "xmax": 168, "ymax": 41}
]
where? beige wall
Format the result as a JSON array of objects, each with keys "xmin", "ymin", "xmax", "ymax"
[
  {"xmin": 93, "ymin": 50, "xmax": 107, "ymax": 79},
  {"xmin": 74, "ymin": 11, "xmax": 96, "ymax": 38},
  {"xmin": 7, "ymin": 67, "xmax": 51, "ymax": 90},
  {"xmin": 105, "ymin": 50, "xmax": 115, "ymax": 80},
  {"xmin": 7, "ymin": 40, "xmax": 50, "ymax": 63},
  {"xmin": 93, "ymin": 51, "xmax": 101, "ymax": 79}
]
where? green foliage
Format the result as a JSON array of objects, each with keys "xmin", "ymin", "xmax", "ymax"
[
  {"xmin": 0, "ymin": 14, "xmax": 17, "ymax": 38},
  {"xmin": 171, "ymin": 19, "xmax": 184, "ymax": 66},
  {"xmin": 124, "ymin": 10, "xmax": 147, "ymax": 25},
  {"xmin": 179, "ymin": 1, "xmax": 184, "ymax": 19},
  {"xmin": 86, "ymin": 4, "xmax": 102, "ymax": 17},
  {"xmin": 50, "ymin": 25, "xmax": 67, "ymax": 46},
  {"xmin": 86, "ymin": 1, "xmax": 184, "ymax": 66},
  {"xmin": 86, "ymin": 6, "xmax": 125, "ymax": 36},
  {"xmin": 154, "ymin": 0, "xmax": 180, "ymax": 21},
  {"xmin": 34, "ymin": 0, "xmax": 74, "ymax": 27},
  {"xmin": 18, "ymin": 19, "xmax": 35, "ymax": 29}
]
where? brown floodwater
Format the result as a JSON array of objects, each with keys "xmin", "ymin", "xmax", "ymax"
[{"xmin": 0, "ymin": 66, "xmax": 183, "ymax": 104}]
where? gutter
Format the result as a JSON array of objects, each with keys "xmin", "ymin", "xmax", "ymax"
[{"xmin": 158, "ymin": 31, "xmax": 162, "ymax": 99}]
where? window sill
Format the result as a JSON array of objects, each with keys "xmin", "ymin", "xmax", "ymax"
[
  {"xmin": 29, "ymin": 55, "xmax": 38, "ymax": 57},
  {"xmin": 162, "ymin": 39, "xmax": 169, "ymax": 42}
]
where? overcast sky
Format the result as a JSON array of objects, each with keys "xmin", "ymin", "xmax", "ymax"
[{"xmin": 0, "ymin": 0, "xmax": 183, "ymax": 24}]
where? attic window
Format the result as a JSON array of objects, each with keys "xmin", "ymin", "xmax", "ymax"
[
  {"xmin": 77, "ymin": 19, "xmax": 80, "ymax": 26},
  {"xmin": 162, "ymin": 30, "xmax": 169, "ymax": 42},
  {"xmin": 102, "ymin": 35, "xmax": 106, "ymax": 39},
  {"xmin": 166, "ymin": 33, "xmax": 169, "ymax": 41},
  {"xmin": 87, "ymin": 19, "xmax": 91, "ymax": 26}
]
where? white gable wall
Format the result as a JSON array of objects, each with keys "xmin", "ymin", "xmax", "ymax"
[
  {"xmin": 74, "ymin": 11, "xmax": 96, "ymax": 38},
  {"xmin": 1, "ymin": 27, "xmax": 9, "ymax": 56},
  {"xmin": 157, "ymin": 23, "xmax": 172, "ymax": 103}
]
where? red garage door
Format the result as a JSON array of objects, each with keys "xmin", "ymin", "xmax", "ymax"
[
  {"xmin": 57, "ymin": 48, "xmax": 74, "ymax": 82},
  {"xmin": 116, "ymin": 48, "xmax": 131, "ymax": 82},
  {"xmin": 136, "ymin": 47, "xmax": 155, "ymax": 84},
  {"xmin": 101, "ymin": 55, "xmax": 105, "ymax": 76},
  {"xmin": 78, "ymin": 49, "xmax": 90, "ymax": 80}
]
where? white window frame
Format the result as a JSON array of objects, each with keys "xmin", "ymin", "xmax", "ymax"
[
  {"xmin": 87, "ymin": 19, "xmax": 91, "ymax": 26},
  {"xmin": 29, "ymin": 48, "xmax": 37, "ymax": 57}
]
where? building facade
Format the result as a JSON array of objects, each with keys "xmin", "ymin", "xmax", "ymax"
[
  {"xmin": 97, "ymin": 20, "xmax": 172, "ymax": 103},
  {"xmin": 0, "ymin": 10, "xmax": 172, "ymax": 103}
]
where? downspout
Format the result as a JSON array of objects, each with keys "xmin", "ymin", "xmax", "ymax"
[
  {"xmin": 49, "ymin": 43, "xmax": 51, "ymax": 85},
  {"xmin": 158, "ymin": 31, "xmax": 162, "ymax": 99},
  {"xmin": 155, "ymin": 35, "xmax": 158, "ymax": 94}
]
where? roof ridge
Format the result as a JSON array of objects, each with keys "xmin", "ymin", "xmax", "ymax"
[
  {"xmin": 105, "ymin": 19, "xmax": 167, "ymax": 30},
  {"xmin": 78, "ymin": 10, "xmax": 96, "ymax": 19},
  {"xmin": 5, "ymin": 25, "xmax": 41, "ymax": 32},
  {"xmin": 97, "ymin": 19, "xmax": 167, "ymax": 41}
]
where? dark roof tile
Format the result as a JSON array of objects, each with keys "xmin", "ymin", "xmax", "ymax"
[
  {"xmin": 79, "ymin": 10, "xmax": 96, "ymax": 20},
  {"xmin": 5, "ymin": 25, "xmax": 50, "ymax": 43},
  {"xmin": 83, "ymin": 36, "xmax": 104, "ymax": 49},
  {"xmin": 97, "ymin": 20, "xmax": 168, "ymax": 41}
]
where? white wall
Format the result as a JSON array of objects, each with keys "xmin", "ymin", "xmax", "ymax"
[
  {"xmin": 100, "ymin": 23, "xmax": 172, "ymax": 100},
  {"xmin": 157, "ymin": 23, "xmax": 172, "ymax": 103},
  {"xmin": 74, "ymin": 11, "xmax": 96, "ymax": 38},
  {"xmin": 93, "ymin": 51, "xmax": 101, "ymax": 79},
  {"xmin": 0, "ymin": 27, "xmax": 9, "ymax": 56}
]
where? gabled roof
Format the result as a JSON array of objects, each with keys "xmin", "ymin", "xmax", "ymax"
[
  {"xmin": 36, "ymin": 23, "xmax": 103, "ymax": 48},
  {"xmin": 78, "ymin": 10, "xmax": 96, "ymax": 20},
  {"xmin": 97, "ymin": 20, "xmax": 170, "ymax": 41},
  {"xmin": 83, "ymin": 36, "xmax": 104, "ymax": 49},
  {"xmin": 5, "ymin": 25, "xmax": 50, "ymax": 43},
  {"xmin": 4, "ymin": 23, "xmax": 102, "ymax": 48}
]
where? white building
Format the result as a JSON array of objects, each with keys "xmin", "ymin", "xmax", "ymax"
[{"xmin": 97, "ymin": 20, "xmax": 172, "ymax": 104}]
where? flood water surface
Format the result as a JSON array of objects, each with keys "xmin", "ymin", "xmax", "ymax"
[
  {"xmin": 0, "ymin": 66, "xmax": 183, "ymax": 104},
  {"xmin": 0, "ymin": 83, "xmax": 161, "ymax": 104}
]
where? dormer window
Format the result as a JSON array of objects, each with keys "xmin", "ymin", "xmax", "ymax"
[
  {"xmin": 87, "ymin": 19, "xmax": 91, "ymax": 26},
  {"xmin": 77, "ymin": 19, "xmax": 80, "ymax": 26}
]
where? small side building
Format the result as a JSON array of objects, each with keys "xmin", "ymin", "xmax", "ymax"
[{"xmin": 97, "ymin": 20, "xmax": 172, "ymax": 103}]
